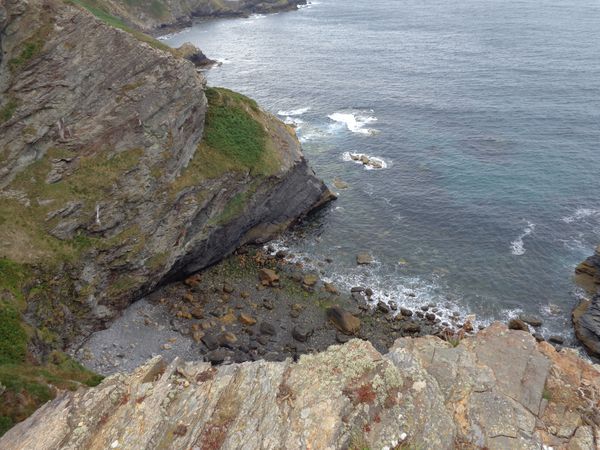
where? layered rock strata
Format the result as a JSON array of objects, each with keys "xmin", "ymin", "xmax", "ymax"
[
  {"xmin": 0, "ymin": 0, "xmax": 331, "ymax": 345},
  {"xmin": 2, "ymin": 323, "xmax": 598, "ymax": 449}
]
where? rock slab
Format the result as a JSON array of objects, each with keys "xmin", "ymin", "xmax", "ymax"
[{"xmin": 2, "ymin": 323, "xmax": 599, "ymax": 450}]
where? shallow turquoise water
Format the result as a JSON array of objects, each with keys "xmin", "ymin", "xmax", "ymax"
[{"xmin": 164, "ymin": 0, "xmax": 600, "ymax": 339}]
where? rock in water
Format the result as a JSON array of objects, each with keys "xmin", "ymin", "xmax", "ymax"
[
  {"xmin": 3, "ymin": 324, "xmax": 598, "ymax": 450},
  {"xmin": 519, "ymin": 314, "xmax": 543, "ymax": 327},
  {"xmin": 575, "ymin": 245, "xmax": 600, "ymax": 292},
  {"xmin": 572, "ymin": 295, "xmax": 600, "ymax": 357},
  {"xmin": 326, "ymin": 306, "xmax": 361, "ymax": 334},
  {"xmin": 356, "ymin": 252, "xmax": 374, "ymax": 265},
  {"xmin": 508, "ymin": 318, "xmax": 529, "ymax": 332}
]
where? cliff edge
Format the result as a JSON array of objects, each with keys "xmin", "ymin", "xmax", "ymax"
[
  {"xmin": 1, "ymin": 323, "xmax": 598, "ymax": 449},
  {"xmin": 0, "ymin": 0, "xmax": 330, "ymax": 432}
]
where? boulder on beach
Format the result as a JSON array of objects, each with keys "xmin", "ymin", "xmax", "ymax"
[
  {"xmin": 326, "ymin": 306, "xmax": 361, "ymax": 334},
  {"xmin": 258, "ymin": 268, "xmax": 279, "ymax": 286}
]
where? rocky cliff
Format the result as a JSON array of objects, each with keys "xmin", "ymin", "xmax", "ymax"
[
  {"xmin": 67, "ymin": 0, "xmax": 306, "ymax": 33},
  {"xmin": 573, "ymin": 246, "xmax": 600, "ymax": 359},
  {"xmin": 0, "ymin": 0, "xmax": 330, "ymax": 432},
  {"xmin": 1, "ymin": 323, "xmax": 598, "ymax": 449}
]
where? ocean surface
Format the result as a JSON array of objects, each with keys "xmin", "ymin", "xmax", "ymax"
[{"xmin": 163, "ymin": 0, "xmax": 600, "ymax": 340}]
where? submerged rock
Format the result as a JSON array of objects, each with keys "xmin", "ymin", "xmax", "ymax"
[
  {"xmin": 356, "ymin": 252, "xmax": 374, "ymax": 265},
  {"xmin": 4, "ymin": 324, "xmax": 596, "ymax": 450}
]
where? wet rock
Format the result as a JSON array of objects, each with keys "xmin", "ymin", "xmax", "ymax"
[
  {"xmin": 201, "ymin": 334, "xmax": 219, "ymax": 351},
  {"xmin": 377, "ymin": 302, "xmax": 390, "ymax": 314},
  {"xmin": 206, "ymin": 348, "xmax": 229, "ymax": 365},
  {"xmin": 323, "ymin": 282, "xmax": 339, "ymax": 295},
  {"xmin": 364, "ymin": 288, "xmax": 373, "ymax": 297},
  {"xmin": 356, "ymin": 252, "xmax": 373, "ymax": 265},
  {"xmin": 292, "ymin": 326, "xmax": 312, "ymax": 343},
  {"xmin": 326, "ymin": 306, "xmax": 361, "ymax": 334},
  {"xmin": 388, "ymin": 301, "xmax": 397, "ymax": 311},
  {"xmin": 572, "ymin": 295, "xmax": 600, "ymax": 358},
  {"xmin": 332, "ymin": 177, "xmax": 349, "ymax": 189},
  {"xmin": 532, "ymin": 333, "xmax": 545, "ymax": 342},
  {"xmin": 400, "ymin": 307, "xmax": 413, "ymax": 317},
  {"xmin": 425, "ymin": 313, "xmax": 436, "ymax": 322},
  {"xmin": 351, "ymin": 286, "xmax": 365, "ymax": 293},
  {"xmin": 421, "ymin": 305, "xmax": 429, "ymax": 311},
  {"xmin": 520, "ymin": 314, "xmax": 543, "ymax": 327},
  {"xmin": 335, "ymin": 333, "xmax": 350, "ymax": 344},
  {"xmin": 508, "ymin": 318, "xmax": 529, "ymax": 332},
  {"xmin": 259, "ymin": 322, "xmax": 276, "ymax": 336},
  {"xmin": 403, "ymin": 322, "xmax": 421, "ymax": 333},
  {"xmin": 239, "ymin": 313, "xmax": 257, "ymax": 326},
  {"xmin": 256, "ymin": 335, "xmax": 268, "ymax": 346},
  {"xmin": 275, "ymin": 250, "xmax": 287, "ymax": 259},
  {"xmin": 258, "ymin": 269, "xmax": 279, "ymax": 286},
  {"xmin": 302, "ymin": 274, "xmax": 318, "ymax": 287},
  {"xmin": 548, "ymin": 335, "xmax": 564, "ymax": 345}
]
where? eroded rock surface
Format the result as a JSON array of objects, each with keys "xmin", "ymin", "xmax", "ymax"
[
  {"xmin": 0, "ymin": 0, "xmax": 330, "ymax": 345},
  {"xmin": 573, "ymin": 246, "xmax": 600, "ymax": 359},
  {"xmin": 3, "ymin": 323, "xmax": 598, "ymax": 449}
]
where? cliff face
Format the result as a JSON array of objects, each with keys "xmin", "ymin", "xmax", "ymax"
[
  {"xmin": 0, "ymin": 0, "xmax": 330, "ymax": 345},
  {"xmin": 573, "ymin": 246, "xmax": 600, "ymax": 358},
  {"xmin": 68, "ymin": 0, "xmax": 306, "ymax": 33},
  {"xmin": 2, "ymin": 323, "xmax": 598, "ymax": 450}
]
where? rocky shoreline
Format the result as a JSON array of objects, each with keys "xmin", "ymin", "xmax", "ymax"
[{"xmin": 72, "ymin": 244, "xmax": 576, "ymax": 376}]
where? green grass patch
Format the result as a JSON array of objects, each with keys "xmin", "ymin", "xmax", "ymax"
[
  {"xmin": 203, "ymin": 87, "xmax": 266, "ymax": 168},
  {"xmin": 0, "ymin": 99, "xmax": 18, "ymax": 124},
  {"xmin": 172, "ymin": 87, "xmax": 281, "ymax": 194},
  {"xmin": 0, "ymin": 306, "xmax": 28, "ymax": 366},
  {"xmin": 65, "ymin": 0, "xmax": 172, "ymax": 52}
]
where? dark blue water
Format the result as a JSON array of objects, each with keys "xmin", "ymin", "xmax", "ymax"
[{"xmin": 164, "ymin": 0, "xmax": 600, "ymax": 339}]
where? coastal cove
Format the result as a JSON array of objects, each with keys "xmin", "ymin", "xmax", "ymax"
[
  {"xmin": 163, "ymin": 0, "xmax": 600, "ymax": 342},
  {"xmin": 1, "ymin": 0, "xmax": 600, "ymax": 446}
]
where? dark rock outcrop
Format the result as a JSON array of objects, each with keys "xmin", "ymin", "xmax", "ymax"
[
  {"xmin": 573, "ymin": 246, "xmax": 600, "ymax": 358},
  {"xmin": 0, "ymin": 0, "xmax": 331, "ymax": 345},
  {"xmin": 573, "ymin": 295, "xmax": 600, "ymax": 358},
  {"xmin": 575, "ymin": 245, "xmax": 600, "ymax": 292}
]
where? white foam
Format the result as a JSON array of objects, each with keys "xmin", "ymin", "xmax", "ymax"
[
  {"xmin": 328, "ymin": 111, "xmax": 378, "ymax": 135},
  {"xmin": 214, "ymin": 58, "xmax": 232, "ymax": 65},
  {"xmin": 277, "ymin": 107, "xmax": 310, "ymax": 116},
  {"xmin": 342, "ymin": 152, "xmax": 387, "ymax": 170},
  {"xmin": 156, "ymin": 28, "xmax": 191, "ymax": 41},
  {"xmin": 561, "ymin": 207, "xmax": 600, "ymax": 223},
  {"xmin": 510, "ymin": 221, "xmax": 535, "ymax": 256},
  {"xmin": 283, "ymin": 116, "xmax": 304, "ymax": 127}
]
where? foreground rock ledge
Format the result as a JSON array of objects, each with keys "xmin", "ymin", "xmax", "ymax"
[{"xmin": 2, "ymin": 324, "xmax": 599, "ymax": 450}]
